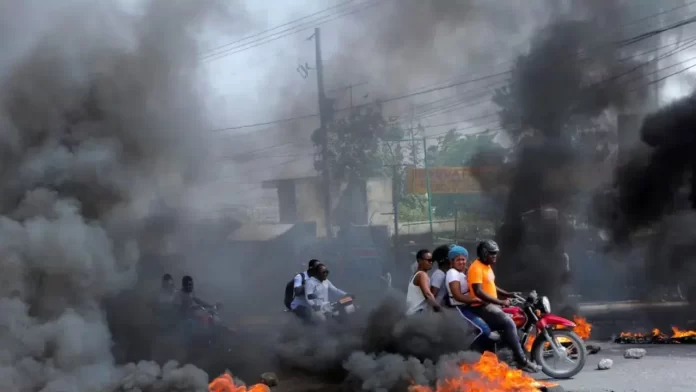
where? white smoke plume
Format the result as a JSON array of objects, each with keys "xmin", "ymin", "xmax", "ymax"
[{"xmin": 0, "ymin": 0, "xmax": 242, "ymax": 391}]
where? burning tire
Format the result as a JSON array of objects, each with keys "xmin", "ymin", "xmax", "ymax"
[{"xmin": 532, "ymin": 329, "xmax": 587, "ymax": 379}]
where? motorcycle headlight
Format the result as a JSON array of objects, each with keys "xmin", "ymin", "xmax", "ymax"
[{"xmin": 541, "ymin": 296, "xmax": 551, "ymax": 314}]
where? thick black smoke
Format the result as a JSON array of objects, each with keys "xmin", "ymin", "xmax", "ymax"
[
  {"xmin": 0, "ymin": 0, "xmax": 242, "ymax": 390},
  {"xmin": 273, "ymin": 292, "xmax": 484, "ymax": 391},
  {"xmin": 591, "ymin": 92, "xmax": 696, "ymax": 302},
  {"xmin": 476, "ymin": 14, "xmax": 649, "ymax": 307}
]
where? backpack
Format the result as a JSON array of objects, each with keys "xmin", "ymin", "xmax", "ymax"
[{"xmin": 284, "ymin": 272, "xmax": 306, "ymax": 310}]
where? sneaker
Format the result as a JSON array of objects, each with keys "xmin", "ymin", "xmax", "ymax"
[
  {"xmin": 518, "ymin": 360, "xmax": 542, "ymax": 373},
  {"xmin": 488, "ymin": 331, "xmax": 501, "ymax": 342}
]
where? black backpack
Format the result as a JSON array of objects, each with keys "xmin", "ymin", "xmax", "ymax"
[{"xmin": 284, "ymin": 272, "xmax": 306, "ymax": 310}]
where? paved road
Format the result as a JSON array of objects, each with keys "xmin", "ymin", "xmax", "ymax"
[{"xmin": 537, "ymin": 342, "xmax": 696, "ymax": 392}]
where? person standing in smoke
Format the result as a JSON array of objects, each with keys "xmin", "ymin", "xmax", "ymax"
[
  {"xmin": 405, "ymin": 249, "xmax": 442, "ymax": 315},
  {"xmin": 468, "ymin": 240, "xmax": 542, "ymax": 373}
]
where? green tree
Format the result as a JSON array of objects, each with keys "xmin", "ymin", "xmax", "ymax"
[{"xmin": 312, "ymin": 102, "xmax": 405, "ymax": 229}]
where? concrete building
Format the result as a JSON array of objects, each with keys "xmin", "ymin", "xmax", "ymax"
[{"xmin": 262, "ymin": 166, "xmax": 393, "ymax": 237}]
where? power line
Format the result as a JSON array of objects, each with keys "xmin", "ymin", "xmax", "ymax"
[
  {"xmin": 202, "ymin": 0, "xmax": 386, "ymax": 63},
  {"xmin": 212, "ymin": 12, "xmax": 696, "ymax": 132},
  {"xmin": 200, "ymin": 0, "xmax": 356, "ymax": 58}
]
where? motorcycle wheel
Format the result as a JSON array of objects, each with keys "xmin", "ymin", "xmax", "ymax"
[{"xmin": 531, "ymin": 329, "xmax": 586, "ymax": 379}]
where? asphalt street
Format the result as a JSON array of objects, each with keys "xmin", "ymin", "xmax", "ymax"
[{"xmin": 539, "ymin": 342, "xmax": 696, "ymax": 392}]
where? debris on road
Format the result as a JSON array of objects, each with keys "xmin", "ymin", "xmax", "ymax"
[
  {"xmin": 615, "ymin": 327, "xmax": 696, "ymax": 344},
  {"xmin": 597, "ymin": 358, "xmax": 613, "ymax": 370},
  {"xmin": 624, "ymin": 348, "xmax": 647, "ymax": 359},
  {"xmin": 539, "ymin": 385, "xmax": 565, "ymax": 392},
  {"xmin": 260, "ymin": 372, "xmax": 278, "ymax": 387},
  {"xmin": 586, "ymin": 344, "xmax": 601, "ymax": 355}
]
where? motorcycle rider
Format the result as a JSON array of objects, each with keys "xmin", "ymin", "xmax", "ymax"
[
  {"xmin": 174, "ymin": 276, "xmax": 214, "ymax": 317},
  {"xmin": 468, "ymin": 240, "xmax": 542, "ymax": 373},
  {"xmin": 430, "ymin": 244, "xmax": 453, "ymax": 305},
  {"xmin": 154, "ymin": 274, "xmax": 177, "ymax": 330},
  {"xmin": 290, "ymin": 259, "xmax": 320, "ymax": 322},
  {"xmin": 304, "ymin": 263, "xmax": 348, "ymax": 321},
  {"xmin": 445, "ymin": 246, "xmax": 498, "ymax": 349},
  {"xmin": 158, "ymin": 274, "xmax": 176, "ymax": 304},
  {"xmin": 405, "ymin": 249, "xmax": 442, "ymax": 315}
]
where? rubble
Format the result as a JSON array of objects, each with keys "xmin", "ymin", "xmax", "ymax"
[
  {"xmin": 623, "ymin": 348, "xmax": 647, "ymax": 359},
  {"xmin": 586, "ymin": 344, "xmax": 601, "ymax": 355},
  {"xmin": 539, "ymin": 385, "xmax": 566, "ymax": 392},
  {"xmin": 597, "ymin": 358, "xmax": 613, "ymax": 370},
  {"xmin": 260, "ymin": 372, "xmax": 279, "ymax": 387}
]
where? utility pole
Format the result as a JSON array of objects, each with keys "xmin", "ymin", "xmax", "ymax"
[
  {"xmin": 312, "ymin": 27, "xmax": 333, "ymax": 238},
  {"xmin": 391, "ymin": 164, "xmax": 400, "ymax": 246}
]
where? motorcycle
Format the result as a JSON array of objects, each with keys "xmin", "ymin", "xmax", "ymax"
[
  {"xmin": 188, "ymin": 302, "xmax": 236, "ymax": 345},
  {"xmin": 490, "ymin": 291, "xmax": 586, "ymax": 379},
  {"xmin": 311, "ymin": 295, "xmax": 358, "ymax": 323}
]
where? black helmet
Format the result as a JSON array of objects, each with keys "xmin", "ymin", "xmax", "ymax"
[{"xmin": 477, "ymin": 240, "xmax": 499, "ymax": 260}]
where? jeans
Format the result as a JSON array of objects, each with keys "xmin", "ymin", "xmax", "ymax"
[
  {"xmin": 455, "ymin": 305, "xmax": 492, "ymax": 351},
  {"xmin": 470, "ymin": 303, "xmax": 527, "ymax": 363}
]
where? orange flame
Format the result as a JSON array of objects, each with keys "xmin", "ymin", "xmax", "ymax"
[
  {"xmin": 619, "ymin": 327, "xmax": 696, "ymax": 340},
  {"xmin": 209, "ymin": 374, "xmax": 270, "ymax": 392},
  {"xmin": 525, "ymin": 315, "xmax": 591, "ymax": 351},
  {"xmin": 410, "ymin": 351, "xmax": 554, "ymax": 392}
]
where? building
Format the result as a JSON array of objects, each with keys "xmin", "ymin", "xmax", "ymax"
[{"xmin": 261, "ymin": 163, "xmax": 393, "ymax": 237}]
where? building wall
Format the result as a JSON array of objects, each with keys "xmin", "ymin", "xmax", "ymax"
[{"xmin": 279, "ymin": 176, "xmax": 393, "ymax": 237}]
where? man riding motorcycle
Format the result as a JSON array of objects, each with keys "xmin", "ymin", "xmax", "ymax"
[
  {"xmin": 304, "ymin": 263, "xmax": 348, "ymax": 323},
  {"xmin": 173, "ymin": 276, "xmax": 217, "ymax": 341},
  {"xmin": 468, "ymin": 240, "xmax": 542, "ymax": 373},
  {"xmin": 154, "ymin": 273, "xmax": 177, "ymax": 328}
]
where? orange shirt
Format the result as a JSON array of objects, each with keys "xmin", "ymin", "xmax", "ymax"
[{"xmin": 467, "ymin": 259, "xmax": 497, "ymax": 305}]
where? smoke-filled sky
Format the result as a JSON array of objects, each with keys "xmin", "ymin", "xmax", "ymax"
[{"xmin": 199, "ymin": 0, "xmax": 696, "ymax": 213}]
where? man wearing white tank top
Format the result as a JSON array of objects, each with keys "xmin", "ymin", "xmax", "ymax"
[{"xmin": 405, "ymin": 249, "xmax": 442, "ymax": 315}]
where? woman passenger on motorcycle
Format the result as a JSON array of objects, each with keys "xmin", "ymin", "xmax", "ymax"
[
  {"xmin": 405, "ymin": 249, "xmax": 442, "ymax": 315},
  {"xmin": 430, "ymin": 244, "xmax": 453, "ymax": 306},
  {"xmin": 445, "ymin": 246, "xmax": 499, "ymax": 351}
]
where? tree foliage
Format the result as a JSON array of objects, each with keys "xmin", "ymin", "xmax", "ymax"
[{"xmin": 312, "ymin": 103, "xmax": 403, "ymax": 182}]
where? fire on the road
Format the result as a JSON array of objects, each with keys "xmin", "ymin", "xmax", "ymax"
[
  {"xmin": 616, "ymin": 327, "xmax": 696, "ymax": 343},
  {"xmin": 525, "ymin": 315, "xmax": 592, "ymax": 351},
  {"xmin": 209, "ymin": 373, "xmax": 270, "ymax": 392},
  {"xmin": 410, "ymin": 351, "xmax": 555, "ymax": 392}
]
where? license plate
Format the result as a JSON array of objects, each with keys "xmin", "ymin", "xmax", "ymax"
[{"xmin": 344, "ymin": 304, "xmax": 356, "ymax": 314}]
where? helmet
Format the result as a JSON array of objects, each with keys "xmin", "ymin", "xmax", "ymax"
[{"xmin": 477, "ymin": 240, "xmax": 500, "ymax": 260}]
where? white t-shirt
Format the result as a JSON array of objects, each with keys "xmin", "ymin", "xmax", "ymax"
[
  {"xmin": 290, "ymin": 271, "xmax": 310, "ymax": 310},
  {"xmin": 430, "ymin": 269, "xmax": 447, "ymax": 305},
  {"xmin": 445, "ymin": 268, "xmax": 469, "ymax": 306}
]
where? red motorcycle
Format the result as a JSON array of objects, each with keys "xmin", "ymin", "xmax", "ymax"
[{"xmin": 493, "ymin": 291, "xmax": 587, "ymax": 379}]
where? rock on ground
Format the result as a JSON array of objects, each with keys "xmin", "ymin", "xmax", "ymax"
[
  {"xmin": 597, "ymin": 358, "xmax": 613, "ymax": 370},
  {"xmin": 624, "ymin": 348, "xmax": 647, "ymax": 359},
  {"xmin": 260, "ymin": 372, "xmax": 278, "ymax": 387}
]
